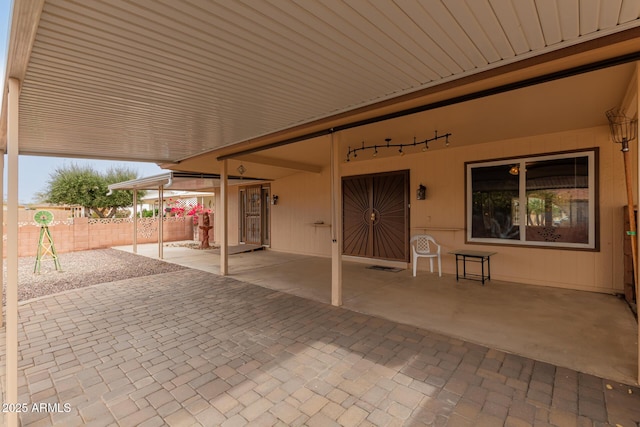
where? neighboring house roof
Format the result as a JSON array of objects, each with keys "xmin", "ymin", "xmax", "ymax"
[
  {"xmin": 1, "ymin": 1, "xmax": 639, "ymax": 170},
  {"xmin": 140, "ymin": 190, "xmax": 215, "ymax": 203},
  {"xmin": 107, "ymin": 171, "xmax": 263, "ymax": 193}
]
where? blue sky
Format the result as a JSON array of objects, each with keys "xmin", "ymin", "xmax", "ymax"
[{"xmin": 0, "ymin": 2, "xmax": 163, "ymax": 203}]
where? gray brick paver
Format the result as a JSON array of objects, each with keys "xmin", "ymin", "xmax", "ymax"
[
  {"xmin": 194, "ymin": 407, "xmax": 227, "ymax": 427},
  {"xmin": 210, "ymin": 392, "xmax": 241, "ymax": 415},
  {"xmin": 337, "ymin": 404, "xmax": 369, "ymax": 426},
  {"xmin": 78, "ymin": 399, "xmax": 112, "ymax": 423},
  {"xmin": 240, "ymin": 397, "xmax": 273, "ymax": 421},
  {"xmin": 577, "ymin": 398, "xmax": 608, "ymax": 422},
  {"xmin": 482, "ymin": 399, "xmax": 509, "ymax": 420},
  {"xmin": 321, "ymin": 401, "xmax": 346, "ymax": 420},
  {"xmin": 508, "ymin": 400, "xmax": 537, "ymax": 424},
  {"xmin": 504, "ymin": 415, "xmax": 535, "ymax": 427},
  {"xmin": 137, "ymin": 415, "xmax": 167, "ymax": 427},
  {"xmin": 147, "ymin": 388, "xmax": 176, "ymax": 409},
  {"xmin": 163, "ymin": 408, "xmax": 198, "ymax": 426},
  {"xmin": 155, "ymin": 399, "xmax": 183, "ymax": 419},
  {"xmin": 549, "ymin": 407, "xmax": 578, "ymax": 427},
  {"xmin": 109, "ymin": 396, "xmax": 139, "ymax": 419},
  {"xmin": 6, "ymin": 268, "xmax": 639, "ymax": 427},
  {"xmin": 298, "ymin": 393, "xmax": 329, "ymax": 416},
  {"xmin": 270, "ymin": 400, "xmax": 303, "ymax": 424},
  {"xmin": 389, "ymin": 383, "xmax": 424, "ymax": 408},
  {"xmin": 306, "ymin": 411, "xmax": 341, "ymax": 427},
  {"xmin": 181, "ymin": 395, "xmax": 210, "ymax": 415},
  {"xmin": 236, "ymin": 389, "xmax": 261, "ymax": 406},
  {"xmin": 220, "ymin": 415, "xmax": 248, "ymax": 427}
]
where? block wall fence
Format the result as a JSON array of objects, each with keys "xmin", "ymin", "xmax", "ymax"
[{"xmin": 2, "ymin": 214, "xmax": 214, "ymax": 258}]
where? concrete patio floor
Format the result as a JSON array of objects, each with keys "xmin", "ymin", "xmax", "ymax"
[
  {"xmin": 1, "ymin": 261, "xmax": 640, "ymax": 426},
  {"xmin": 116, "ymin": 243, "xmax": 639, "ymax": 387}
]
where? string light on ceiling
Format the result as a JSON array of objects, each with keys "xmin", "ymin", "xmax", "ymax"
[{"xmin": 346, "ymin": 130, "xmax": 451, "ymax": 162}]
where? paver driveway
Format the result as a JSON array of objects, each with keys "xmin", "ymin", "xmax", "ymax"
[{"xmin": 1, "ymin": 269, "xmax": 639, "ymax": 426}]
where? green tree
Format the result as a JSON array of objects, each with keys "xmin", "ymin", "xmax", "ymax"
[{"xmin": 43, "ymin": 164, "xmax": 143, "ymax": 218}]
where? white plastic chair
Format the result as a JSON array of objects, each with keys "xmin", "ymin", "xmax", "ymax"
[{"xmin": 410, "ymin": 234, "xmax": 442, "ymax": 277}]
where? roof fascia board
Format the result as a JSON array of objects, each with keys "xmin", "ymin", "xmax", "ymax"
[
  {"xmin": 107, "ymin": 173, "xmax": 172, "ymax": 191},
  {"xmin": 107, "ymin": 171, "xmax": 268, "ymax": 191}
]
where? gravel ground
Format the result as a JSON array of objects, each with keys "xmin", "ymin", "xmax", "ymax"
[{"xmin": 2, "ymin": 248, "xmax": 188, "ymax": 303}]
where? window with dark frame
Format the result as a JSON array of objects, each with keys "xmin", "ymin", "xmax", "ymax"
[{"xmin": 466, "ymin": 149, "xmax": 597, "ymax": 250}]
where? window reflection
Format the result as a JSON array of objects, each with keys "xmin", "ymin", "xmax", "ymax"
[
  {"xmin": 525, "ymin": 157, "xmax": 589, "ymax": 244},
  {"xmin": 467, "ymin": 150, "xmax": 595, "ymax": 249},
  {"xmin": 471, "ymin": 165, "xmax": 520, "ymax": 240}
]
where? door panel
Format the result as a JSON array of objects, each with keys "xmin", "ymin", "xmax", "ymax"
[
  {"xmin": 372, "ymin": 173, "xmax": 408, "ymax": 260},
  {"xmin": 261, "ymin": 187, "xmax": 271, "ymax": 246},
  {"xmin": 243, "ymin": 185, "xmax": 262, "ymax": 245},
  {"xmin": 343, "ymin": 177, "xmax": 373, "ymax": 257},
  {"xmin": 343, "ymin": 171, "xmax": 409, "ymax": 261}
]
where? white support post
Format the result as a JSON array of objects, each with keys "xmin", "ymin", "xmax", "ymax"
[
  {"xmin": 0, "ymin": 142, "xmax": 4, "ymax": 328},
  {"xmin": 220, "ymin": 159, "xmax": 229, "ymax": 275},
  {"xmin": 331, "ymin": 132, "xmax": 343, "ymax": 306},
  {"xmin": 133, "ymin": 189, "xmax": 138, "ymax": 254},
  {"xmin": 635, "ymin": 63, "xmax": 640, "ymax": 386},
  {"xmin": 158, "ymin": 185, "xmax": 164, "ymax": 259},
  {"xmin": 6, "ymin": 77, "xmax": 20, "ymax": 427}
]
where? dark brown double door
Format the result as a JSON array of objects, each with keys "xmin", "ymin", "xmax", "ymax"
[{"xmin": 343, "ymin": 170, "xmax": 410, "ymax": 262}]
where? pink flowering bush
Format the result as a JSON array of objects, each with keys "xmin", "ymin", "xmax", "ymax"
[{"xmin": 167, "ymin": 200, "xmax": 211, "ymax": 224}]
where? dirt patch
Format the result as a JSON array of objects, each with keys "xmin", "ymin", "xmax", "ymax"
[
  {"xmin": 165, "ymin": 242, "xmax": 219, "ymax": 250},
  {"xmin": 2, "ymin": 248, "xmax": 188, "ymax": 303}
]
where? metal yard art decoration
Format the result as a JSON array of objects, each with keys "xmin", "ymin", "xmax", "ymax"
[{"xmin": 33, "ymin": 210, "xmax": 62, "ymax": 274}]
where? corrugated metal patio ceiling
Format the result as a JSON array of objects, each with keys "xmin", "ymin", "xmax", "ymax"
[{"xmin": 3, "ymin": 1, "xmax": 640, "ymax": 164}]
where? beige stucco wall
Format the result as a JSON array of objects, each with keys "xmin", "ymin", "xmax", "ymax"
[
  {"xmin": 214, "ymin": 186, "xmax": 240, "ymax": 246},
  {"xmin": 341, "ymin": 125, "xmax": 629, "ymax": 294},
  {"xmin": 218, "ymin": 125, "xmax": 631, "ymax": 295},
  {"xmin": 270, "ymin": 169, "xmax": 333, "ymax": 256}
]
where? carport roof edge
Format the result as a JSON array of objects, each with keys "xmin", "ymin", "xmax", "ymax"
[{"xmin": 108, "ymin": 171, "xmax": 265, "ymax": 192}]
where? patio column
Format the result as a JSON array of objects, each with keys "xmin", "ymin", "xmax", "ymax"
[
  {"xmin": 133, "ymin": 189, "xmax": 138, "ymax": 254},
  {"xmin": 158, "ymin": 185, "xmax": 164, "ymax": 259},
  {"xmin": 220, "ymin": 159, "xmax": 229, "ymax": 275},
  {"xmin": 635, "ymin": 61, "xmax": 640, "ymax": 384},
  {"xmin": 6, "ymin": 77, "xmax": 20, "ymax": 427},
  {"xmin": 331, "ymin": 132, "xmax": 343, "ymax": 306},
  {"xmin": 0, "ymin": 142, "xmax": 3, "ymax": 328}
]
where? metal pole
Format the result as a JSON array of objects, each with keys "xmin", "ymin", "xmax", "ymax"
[
  {"xmin": 220, "ymin": 160, "xmax": 228, "ymax": 275},
  {"xmin": 133, "ymin": 189, "xmax": 138, "ymax": 254},
  {"xmin": 6, "ymin": 77, "xmax": 20, "ymax": 427},
  {"xmin": 330, "ymin": 133, "xmax": 343, "ymax": 306},
  {"xmin": 0, "ymin": 141, "xmax": 3, "ymax": 328},
  {"xmin": 159, "ymin": 185, "xmax": 164, "ymax": 259},
  {"xmin": 625, "ymin": 62, "xmax": 640, "ymax": 384},
  {"xmin": 621, "ymin": 140, "xmax": 639, "ymax": 315}
]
